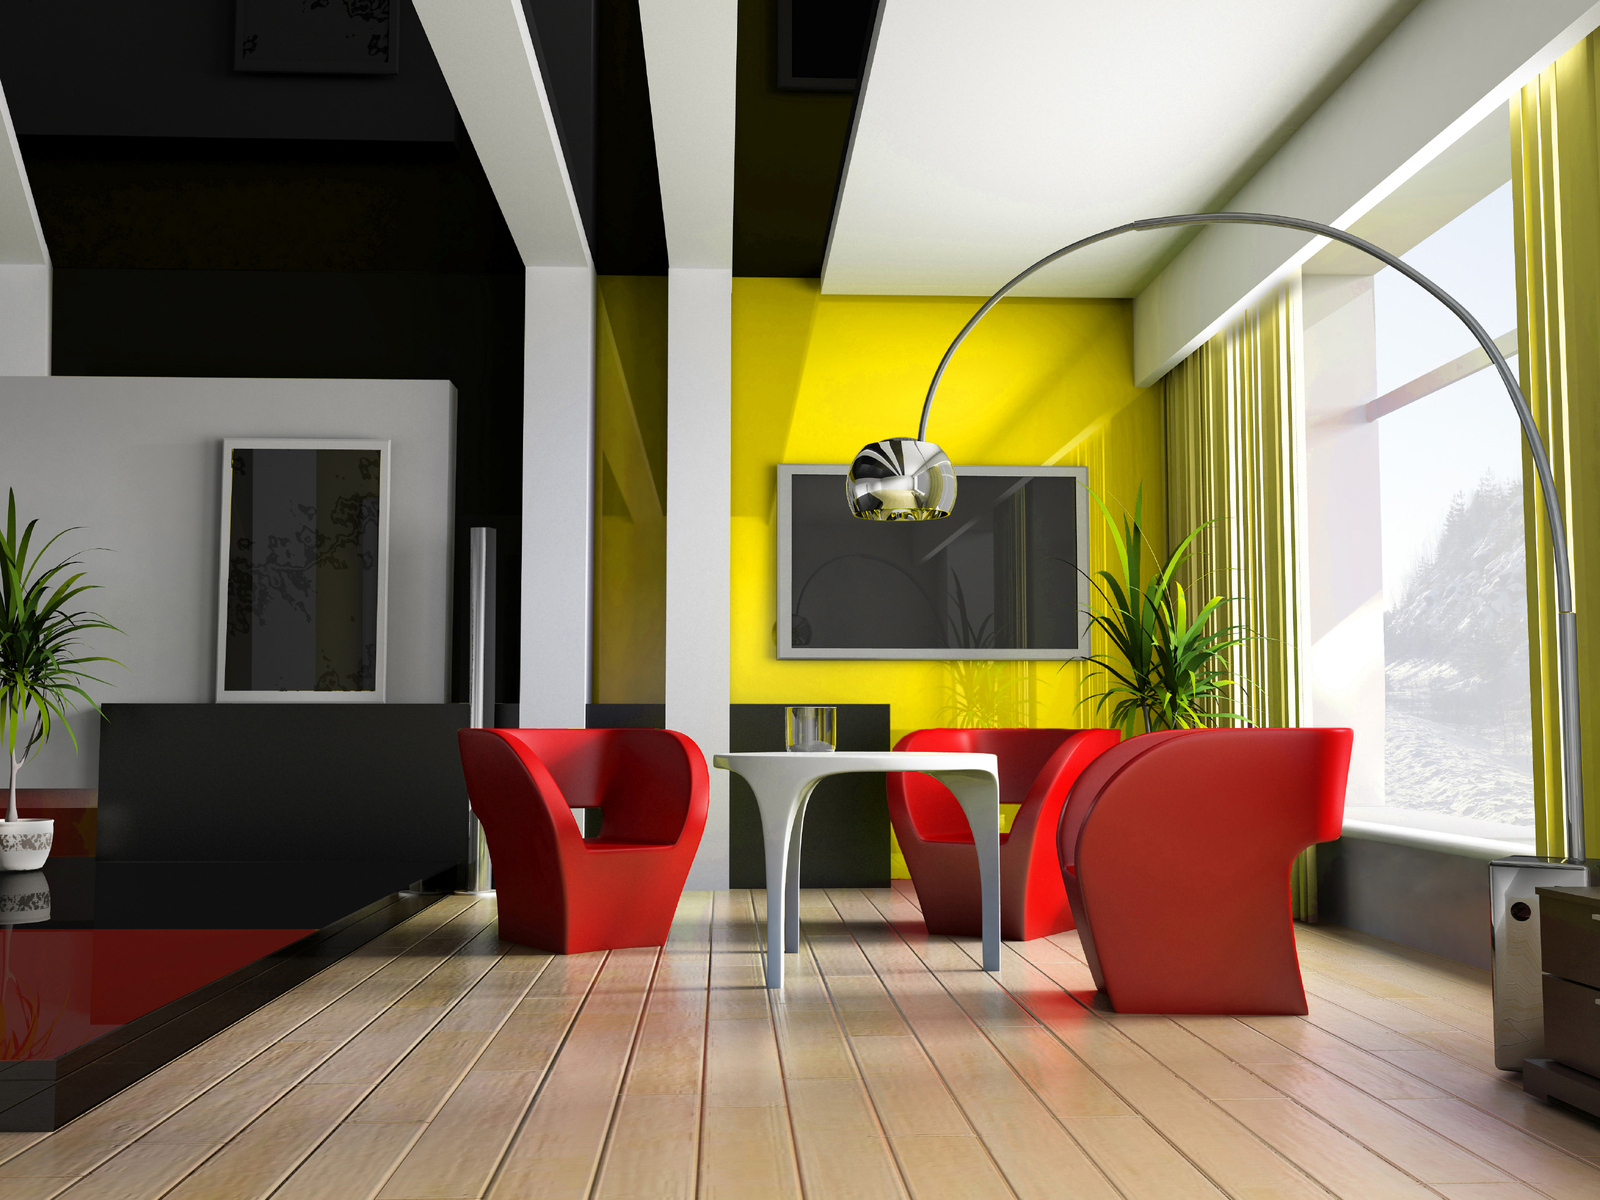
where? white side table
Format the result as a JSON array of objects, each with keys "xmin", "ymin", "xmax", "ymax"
[{"xmin": 713, "ymin": 750, "xmax": 1001, "ymax": 987}]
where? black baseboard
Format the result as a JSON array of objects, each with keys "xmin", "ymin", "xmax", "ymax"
[
  {"xmin": 729, "ymin": 704, "xmax": 890, "ymax": 889},
  {"xmin": 1523, "ymin": 1058, "xmax": 1600, "ymax": 1122},
  {"xmin": 1317, "ymin": 836, "xmax": 1491, "ymax": 970}
]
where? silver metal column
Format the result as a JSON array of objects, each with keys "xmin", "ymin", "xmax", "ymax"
[{"xmin": 462, "ymin": 526, "xmax": 496, "ymax": 895}]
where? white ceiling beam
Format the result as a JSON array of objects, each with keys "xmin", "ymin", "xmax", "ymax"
[
  {"xmin": 0, "ymin": 79, "xmax": 46, "ymax": 269},
  {"xmin": 1133, "ymin": 0, "xmax": 1600, "ymax": 387},
  {"xmin": 637, "ymin": 0, "xmax": 738, "ymax": 267},
  {"xmin": 411, "ymin": 0, "xmax": 589, "ymax": 268},
  {"xmin": 1, "ymin": 78, "xmax": 50, "ymax": 375}
]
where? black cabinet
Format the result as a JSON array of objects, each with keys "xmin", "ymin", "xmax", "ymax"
[{"xmin": 1524, "ymin": 886, "xmax": 1600, "ymax": 1118}]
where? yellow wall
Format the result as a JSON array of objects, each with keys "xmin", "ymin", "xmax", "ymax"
[
  {"xmin": 730, "ymin": 279, "xmax": 1166, "ymax": 867},
  {"xmin": 594, "ymin": 276, "xmax": 668, "ymax": 703}
]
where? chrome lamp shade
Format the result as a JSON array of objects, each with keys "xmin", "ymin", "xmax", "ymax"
[{"xmin": 846, "ymin": 438, "xmax": 956, "ymax": 520}]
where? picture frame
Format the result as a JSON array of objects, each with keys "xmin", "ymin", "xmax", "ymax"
[
  {"xmin": 215, "ymin": 438, "xmax": 392, "ymax": 703},
  {"xmin": 776, "ymin": 463, "xmax": 1091, "ymax": 660},
  {"xmin": 234, "ymin": 0, "xmax": 399, "ymax": 76}
]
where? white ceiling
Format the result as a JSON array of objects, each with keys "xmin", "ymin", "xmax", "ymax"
[
  {"xmin": 1302, "ymin": 105, "xmax": 1510, "ymax": 275},
  {"xmin": 823, "ymin": 0, "xmax": 1424, "ymax": 297}
]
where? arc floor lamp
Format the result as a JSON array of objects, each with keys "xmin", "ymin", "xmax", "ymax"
[{"xmin": 843, "ymin": 212, "xmax": 1589, "ymax": 1067}]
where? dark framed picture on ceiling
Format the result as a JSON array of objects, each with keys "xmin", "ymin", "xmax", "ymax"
[
  {"xmin": 234, "ymin": 0, "xmax": 398, "ymax": 75},
  {"xmin": 216, "ymin": 438, "xmax": 391, "ymax": 703}
]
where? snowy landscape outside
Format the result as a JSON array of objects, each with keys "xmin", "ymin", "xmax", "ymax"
[{"xmin": 1374, "ymin": 183, "xmax": 1535, "ymax": 837}]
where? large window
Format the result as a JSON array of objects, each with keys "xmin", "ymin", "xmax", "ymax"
[{"xmin": 1374, "ymin": 183, "xmax": 1535, "ymax": 840}]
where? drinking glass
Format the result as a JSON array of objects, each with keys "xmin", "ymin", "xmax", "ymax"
[{"xmin": 785, "ymin": 706, "xmax": 837, "ymax": 752}]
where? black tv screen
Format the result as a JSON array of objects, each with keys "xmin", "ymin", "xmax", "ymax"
[{"xmin": 777, "ymin": 465, "xmax": 1089, "ymax": 660}]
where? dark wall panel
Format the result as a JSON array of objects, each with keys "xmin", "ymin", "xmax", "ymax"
[
  {"xmin": 729, "ymin": 703, "xmax": 890, "ymax": 888},
  {"xmin": 0, "ymin": 1, "xmax": 456, "ymax": 142},
  {"xmin": 523, "ymin": 0, "xmax": 597, "ymax": 245},
  {"xmin": 1317, "ymin": 837, "xmax": 1492, "ymax": 970},
  {"xmin": 98, "ymin": 703, "xmax": 476, "ymax": 862},
  {"xmin": 587, "ymin": 703, "xmax": 667, "ymax": 729},
  {"xmin": 733, "ymin": 0, "xmax": 861, "ymax": 276}
]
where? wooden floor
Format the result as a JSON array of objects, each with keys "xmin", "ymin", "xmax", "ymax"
[{"xmin": 3, "ymin": 882, "xmax": 1600, "ymax": 1200}]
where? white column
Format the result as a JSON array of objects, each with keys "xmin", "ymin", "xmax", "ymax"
[
  {"xmin": 1, "ymin": 78, "xmax": 49, "ymax": 376},
  {"xmin": 1303, "ymin": 275, "xmax": 1385, "ymax": 809},
  {"xmin": 521, "ymin": 265, "xmax": 596, "ymax": 728},
  {"xmin": 0, "ymin": 265, "xmax": 48, "ymax": 376},
  {"xmin": 666, "ymin": 267, "xmax": 731, "ymax": 889}
]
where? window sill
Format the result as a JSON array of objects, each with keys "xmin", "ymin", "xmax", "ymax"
[{"xmin": 1341, "ymin": 807, "xmax": 1536, "ymax": 861}]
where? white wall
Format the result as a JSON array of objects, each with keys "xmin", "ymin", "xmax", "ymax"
[
  {"xmin": 521, "ymin": 266, "xmax": 596, "ymax": 727},
  {"xmin": 638, "ymin": 4, "xmax": 738, "ymax": 885},
  {"xmin": 666, "ymin": 268, "xmax": 732, "ymax": 889},
  {"xmin": 1303, "ymin": 276, "xmax": 1385, "ymax": 809},
  {"xmin": 0, "ymin": 375, "xmax": 456, "ymax": 789}
]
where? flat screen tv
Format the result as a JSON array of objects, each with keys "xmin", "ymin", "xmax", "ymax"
[{"xmin": 777, "ymin": 464, "xmax": 1090, "ymax": 660}]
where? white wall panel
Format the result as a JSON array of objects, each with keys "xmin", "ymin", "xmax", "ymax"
[
  {"xmin": 0, "ymin": 375, "xmax": 456, "ymax": 789},
  {"xmin": 666, "ymin": 267, "xmax": 732, "ymax": 889},
  {"xmin": 521, "ymin": 266, "xmax": 596, "ymax": 727}
]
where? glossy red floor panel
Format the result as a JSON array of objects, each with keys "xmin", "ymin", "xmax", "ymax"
[{"xmin": 2, "ymin": 928, "xmax": 312, "ymax": 1061}]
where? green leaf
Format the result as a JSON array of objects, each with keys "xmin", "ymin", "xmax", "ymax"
[{"xmin": 1077, "ymin": 484, "xmax": 1259, "ymax": 733}]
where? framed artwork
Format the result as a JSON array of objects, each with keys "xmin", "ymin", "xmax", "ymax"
[
  {"xmin": 234, "ymin": 0, "xmax": 398, "ymax": 75},
  {"xmin": 776, "ymin": 464, "xmax": 1090, "ymax": 660},
  {"xmin": 216, "ymin": 439, "xmax": 391, "ymax": 703}
]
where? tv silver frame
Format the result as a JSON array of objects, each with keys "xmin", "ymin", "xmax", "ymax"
[{"xmin": 776, "ymin": 463, "xmax": 1090, "ymax": 661}]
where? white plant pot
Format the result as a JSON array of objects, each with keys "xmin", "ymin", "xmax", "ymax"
[{"xmin": 0, "ymin": 818, "xmax": 53, "ymax": 872}]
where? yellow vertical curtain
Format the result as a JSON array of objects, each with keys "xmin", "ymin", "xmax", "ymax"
[
  {"xmin": 1164, "ymin": 278, "xmax": 1315, "ymax": 916},
  {"xmin": 1513, "ymin": 40, "xmax": 1600, "ymax": 858}
]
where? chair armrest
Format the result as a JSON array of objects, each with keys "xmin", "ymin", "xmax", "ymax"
[{"xmin": 591, "ymin": 730, "xmax": 710, "ymax": 847}]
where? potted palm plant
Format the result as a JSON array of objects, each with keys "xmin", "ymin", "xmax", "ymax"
[
  {"xmin": 0, "ymin": 492, "xmax": 119, "ymax": 871},
  {"xmin": 1080, "ymin": 489, "xmax": 1253, "ymax": 733}
]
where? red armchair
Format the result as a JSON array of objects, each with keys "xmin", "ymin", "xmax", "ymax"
[
  {"xmin": 1057, "ymin": 727, "xmax": 1352, "ymax": 1014},
  {"xmin": 886, "ymin": 728, "xmax": 1122, "ymax": 941},
  {"xmin": 456, "ymin": 728, "xmax": 709, "ymax": 954}
]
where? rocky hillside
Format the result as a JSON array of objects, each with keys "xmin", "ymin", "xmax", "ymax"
[
  {"xmin": 1383, "ymin": 473, "xmax": 1534, "ymax": 824},
  {"xmin": 1385, "ymin": 474, "xmax": 1531, "ymax": 735}
]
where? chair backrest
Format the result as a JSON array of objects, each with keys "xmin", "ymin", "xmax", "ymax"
[
  {"xmin": 890, "ymin": 728, "xmax": 1090, "ymax": 841},
  {"xmin": 461, "ymin": 729, "xmax": 705, "ymax": 849},
  {"xmin": 1057, "ymin": 727, "xmax": 1352, "ymax": 876},
  {"xmin": 1055, "ymin": 729, "xmax": 1197, "ymax": 874}
]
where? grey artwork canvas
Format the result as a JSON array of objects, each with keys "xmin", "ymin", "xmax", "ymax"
[{"xmin": 221, "ymin": 445, "xmax": 386, "ymax": 696}]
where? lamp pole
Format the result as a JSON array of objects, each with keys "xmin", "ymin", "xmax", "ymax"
[
  {"xmin": 848, "ymin": 211, "xmax": 1589, "ymax": 1069},
  {"xmin": 857, "ymin": 211, "xmax": 1584, "ymax": 866}
]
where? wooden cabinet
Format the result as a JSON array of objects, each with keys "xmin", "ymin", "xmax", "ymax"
[{"xmin": 1524, "ymin": 886, "xmax": 1600, "ymax": 1117}]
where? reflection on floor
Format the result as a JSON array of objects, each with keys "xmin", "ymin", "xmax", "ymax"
[
  {"xmin": 0, "ymin": 859, "xmax": 457, "ymax": 1130},
  {"xmin": 1, "ymin": 880, "xmax": 1597, "ymax": 1199}
]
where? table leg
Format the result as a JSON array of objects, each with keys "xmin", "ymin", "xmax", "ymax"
[
  {"xmin": 933, "ymin": 769, "xmax": 1002, "ymax": 972},
  {"xmin": 785, "ymin": 782, "xmax": 817, "ymax": 954},
  {"xmin": 755, "ymin": 782, "xmax": 807, "ymax": 989}
]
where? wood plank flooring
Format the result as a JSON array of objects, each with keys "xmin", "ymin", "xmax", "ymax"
[{"xmin": 3, "ymin": 881, "xmax": 1599, "ymax": 1199}]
